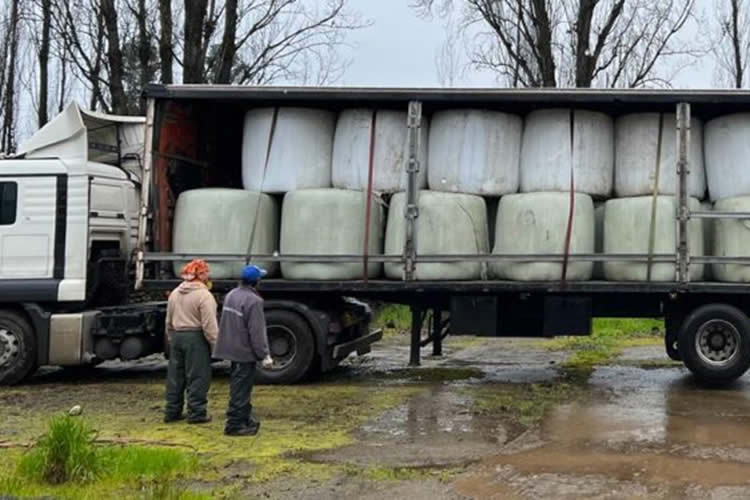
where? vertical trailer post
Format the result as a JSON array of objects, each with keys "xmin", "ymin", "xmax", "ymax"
[
  {"xmin": 432, "ymin": 308, "xmax": 443, "ymax": 356},
  {"xmin": 135, "ymin": 98, "xmax": 156, "ymax": 290},
  {"xmin": 409, "ymin": 307, "xmax": 423, "ymax": 366},
  {"xmin": 404, "ymin": 101, "xmax": 422, "ymax": 282},
  {"xmin": 676, "ymin": 103, "xmax": 691, "ymax": 285}
]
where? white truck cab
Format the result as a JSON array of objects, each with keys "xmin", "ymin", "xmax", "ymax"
[{"xmin": 0, "ymin": 103, "xmax": 145, "ymax": 384}]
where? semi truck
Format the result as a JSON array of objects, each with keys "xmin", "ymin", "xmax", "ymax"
[{"xmin": 3, "ymin": 85, "xmax": 750, "ymax": 386}]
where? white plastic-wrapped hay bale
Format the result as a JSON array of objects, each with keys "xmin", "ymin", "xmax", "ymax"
[
  {"xmin": 491, "ymin": 193, "xmax": 594, "ymax": 281},
  {"xmin": 172, "ymin": 189, "xmax": 279, "ymax": 279},
  {"xmin": 705, "ymin": 113, "xmax": 750, "ymax": 201},
  {"xmin": 385, "ymin": 191, "xmax": 489, "ymax": 280},
  {"xmin": 712, "ymin": 197, "xmax": 750, "ymax": 282},
  {"xmin": 594, "ymin": 202, "xmax": 605, "ymax": 280},
  {"xmin": 331, "ymin": 109, "xmax": 428, "ymax": 192},
  {"xmin": 603, "ymin": 196, "xmax": 703, "ymax": 281},
  {"xmin": 520, "ymin": 109, "xmax": 614, "ymax": 197},
  {"xmin": 615, "ymin": 113, "xmax": 706, "ymax": 198},
  {"xmin": 242, "ymin": 108, "xmax": 335, "ymax": 193},
  {"xmin": 280, "ymin": 189, "xmax": 383, "ymax": 280},
  {"xmin": 428, "ymin": 109, "xmax": 522, "ymax": 195}
]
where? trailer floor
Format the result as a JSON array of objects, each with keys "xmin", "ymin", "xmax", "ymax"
[{"xmin": 3, "ymin": 337, "xmax": 750, "ymax": 499}]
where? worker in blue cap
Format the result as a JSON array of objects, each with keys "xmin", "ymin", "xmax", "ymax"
[{"xmin": 214, "ymin": 264, "xmax": 273, "ymax": 436}]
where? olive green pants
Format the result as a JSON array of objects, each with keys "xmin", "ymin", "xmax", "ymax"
[{"xmin": 165, "ymin": 330, "xmax": 212, "ymax": 421}]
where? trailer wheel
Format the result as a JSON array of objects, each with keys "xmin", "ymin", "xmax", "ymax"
[
  {"xmin": 257, "ymin": 310, "xmax": 315, "ymax": 384},
  {"xmin": 679, "ymin": 304, "xmax": 750, "ymax": 384},
  {"xmin": 0, "ymin": 311, "xmax": 37, "ymax": 385}
]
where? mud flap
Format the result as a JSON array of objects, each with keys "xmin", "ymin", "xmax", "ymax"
[{"xmin": 543, "ymin": 296, "xmax": 592, "ymax": 336}]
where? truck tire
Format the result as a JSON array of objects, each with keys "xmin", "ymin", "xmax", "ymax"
[
  {"xmin": 257, "ymin": 310, "xmax": 315, "ymax": 384},
  {"xmin": 678, "ymin": 304, "xmax": 750, "ymax": 384},
  {"xmin": 0, "ymin": 311, "xmax": 37, "ymax": 385}
]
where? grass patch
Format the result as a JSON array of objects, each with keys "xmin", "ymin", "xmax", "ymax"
[
  {"xmin": 374, "ymin": 304, "xmax": 411, "ymax": 337},
  {"xmin": 3, "ymin": 414, "xmax": 201, "ymax": 499},
  {"xmin": 542, "ymin": 318, "xmax": 664, "ymax": 373},
  {"xmin": 17, "ymin": 415, "xmax": 99, "ymax": 484}
]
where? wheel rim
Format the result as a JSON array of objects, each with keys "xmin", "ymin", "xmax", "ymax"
[
  {"xmin": 0, "ymin": 328, "xmax": 20, "ymax": 369},
  {"xmin": 267, "ymin": 325, "xmax": 297, "ymax": 371},
  {"xmin": 695, "ymin": 319, "xmax": 741, "ymax": 367}
]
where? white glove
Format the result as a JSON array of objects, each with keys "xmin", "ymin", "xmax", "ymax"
[{"xmin": 262, "ymin": 355, "xmax": 273, "ymax": 369}]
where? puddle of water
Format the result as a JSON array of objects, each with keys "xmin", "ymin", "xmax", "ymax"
[
  {"xmin": 543, "ymin": 367, "xmax": 750, "ymax": 449},
  {"xmin": 360, "ymin": 385, "xmax": 505, "ymax": 445},
  {"xmin": 490, "ymin": 447, "xmax": 750, "ymax": 487}
]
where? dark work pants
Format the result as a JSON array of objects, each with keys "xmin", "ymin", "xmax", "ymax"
[
  {"xmin": 165, "ymin": 330, "xmax": 212, "ymax": 420},
  {"xmin": 225, "ymin": 361, "xmax": 257, "ymax": 432}
]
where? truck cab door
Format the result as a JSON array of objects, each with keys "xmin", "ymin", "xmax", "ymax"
[{"xmin": 0, "ymin": 176, "xmax": 58, "ymax": 279}]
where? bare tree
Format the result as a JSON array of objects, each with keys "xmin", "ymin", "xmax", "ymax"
[
  {"xmin": 38, "ymin": 0, "xmax": 51, "ymax": 126},
  {"xmin": 158, "ymin": 0, "xmax": 173, "ymax": 83},
  {"xmin": 1, "ymin": 0, "xmax": 21, "ymax": 152},
  {"xmin": 183, "ymin": 0, "xmax": 209, "ymax": 83},
  {"xmin": 713, "ymin": 0, "xmax": 750, "ymax": 88},
  {"xmin": 414, "ymin": 0, "xmax": 699, "ymax": 88}
]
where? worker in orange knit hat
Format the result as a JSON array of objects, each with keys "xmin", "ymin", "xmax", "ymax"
[{"xmin": 164, "ymin": 259, "xmax": 218, "ymax": 424}]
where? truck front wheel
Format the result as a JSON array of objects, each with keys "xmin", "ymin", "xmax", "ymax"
[
  {"xmin": 257, "ymin": 310, "xmax": 315, "ymax": 384},
  {"xmin": 0, "ymin": 311, "xmax": 37, "ymax": 385},
  {"xmin": 679, "ymin": 304, "xmax": 750, "ymax": 384}
]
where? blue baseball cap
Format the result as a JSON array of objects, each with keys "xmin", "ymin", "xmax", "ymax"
[{"xmin": 241, "ymin": 264, "xmax": 267, "ymax": 283}]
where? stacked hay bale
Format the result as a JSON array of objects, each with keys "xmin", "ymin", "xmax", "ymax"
[
  {"xmin": 608, "ymin": 113, "xmax": 706, "ymax": 281},
  {"xmin": 170, "ymin": 102, "xmax": 722, "ymax": 283},
  {"xmin": 705, "ymin": 113, "xmax": 750, "ymax": 281}
]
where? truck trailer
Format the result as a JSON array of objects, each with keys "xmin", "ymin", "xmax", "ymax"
[{"xmin": 3, "ymin": 86, "xmax": 750, "ymax": 386}]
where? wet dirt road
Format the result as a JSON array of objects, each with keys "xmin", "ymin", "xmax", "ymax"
[{"xmin": 7, "ymin": 338, "xmax": 750, "ymax": 499}]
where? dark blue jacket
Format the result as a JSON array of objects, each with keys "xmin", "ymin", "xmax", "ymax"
[{"xmin": 214, "ymin": 286, "xmax": 269, "ymax": 363}]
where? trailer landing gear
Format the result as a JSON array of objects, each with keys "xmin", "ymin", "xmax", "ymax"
[{"xmin": 409, "ymin": 307, "xmax": 449, "ymax": 367}]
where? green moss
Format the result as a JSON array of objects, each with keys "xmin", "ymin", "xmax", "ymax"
[
  {"xmin": 542, "ymin": 318, "xmax": 663, "ymax": 372},
  {"xmin": 360, "ymin": 465, "xmax": 464, "ymax": 482},
  {"xmin": 375, "ymin": 367, "xmax": 484, "ymax": 383},
  {"xmin": 0, "ymin": 380, "xmax": 422, "ymax": 497},
  {"xmin": 469, "ymin": 381, "xmax": 582, "ymax": 426}
]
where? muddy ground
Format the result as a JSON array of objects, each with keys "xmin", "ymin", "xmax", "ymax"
[{"xmin": 3, "ymin": 334, "xmax": 750, "ymax": 499}]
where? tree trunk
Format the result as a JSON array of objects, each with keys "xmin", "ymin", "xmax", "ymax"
[
  {"xmin": 136, "ymin": 0, "xmax": 153, "ymax": 112},
  {"xmin": 100, "ymin": 0, "xmax": 129, "ymax": 114},
  {"xmin": 183, "ymin": 0, "xmax": 209, "ymax": 83},
  {"xmin": 530, "ymin": 0, "xmax": 557, "ymax": 87},
  {"xmin": 214, "ymin": 0, "xmax": 238, "ymax": 83},
  {"xmin": 731, "ymin": 0, "xmax": 744, "ymax": 88},
  {"xmin": 159, "ymin": 0, "xmax": 173, "ymax": 83},
  {"xmin": 2, "ymin": 0, "xmax": 20, "ymax": 152},
  {"xmin": 575, "ymin": 0, "xmax": 595, "ymax": 87},
  {"xmin": 38, "ymin": 0, "xmax": 52, "ymax": 126}
]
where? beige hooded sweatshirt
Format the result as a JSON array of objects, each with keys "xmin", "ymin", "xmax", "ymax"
[{"xmin": 165, "ymin": 281, "xmax": 219, "ymax": 345}]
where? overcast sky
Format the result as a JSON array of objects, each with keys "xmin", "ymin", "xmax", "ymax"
[{"xmin": 341, "ymin": 0, "xmax": 717, "ymax": 88}]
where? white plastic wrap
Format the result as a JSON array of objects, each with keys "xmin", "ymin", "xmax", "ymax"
[
  {"xmin": 603, "ymin": 196, "xmax": 703, "ymax": 281},
  {"xmin": 520, "ymin": 109, "xmax": 614, "ymax": 197},
  {"xmin": 614, "ymin": 113, "xmax": 706, "ymax": 198},
  {"xmin": 701, "ymin": 200, "xmax": 714, "ymax": 280},
  {"xmin": 331, "ymin": 109, "xmax": 428, "ymax": 192},
  {"xmin": 242, "ymin": 107, "xmax": 335, "ymax": 193},
  {"xmin": 491, "ymin": 192, "xmax": 594, "ymax": 281},
  {"xmin": 712, "ymin": 197, "xmax": 750, "ymax": 282},
  {"xmin": 428, "ymin": 109, "xmax": 522, "ymax": 195},
  {"xmin": 705, "ymin": 113, "xmax": 750, "ymax": 201},
  {"xmin": 385, "ymin": 191, "xmax": 489, "ymax": 280},
  {"xmin": 172, "ymin": 189, "xmax": 279, "ymax": 279},
  {"xmin": 280, "ymin": 189, "xmax": 383, "ymax": 280},
  {"xmin": 594, "ymin": 202, "xmax": 605, "ymax": 280}
]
